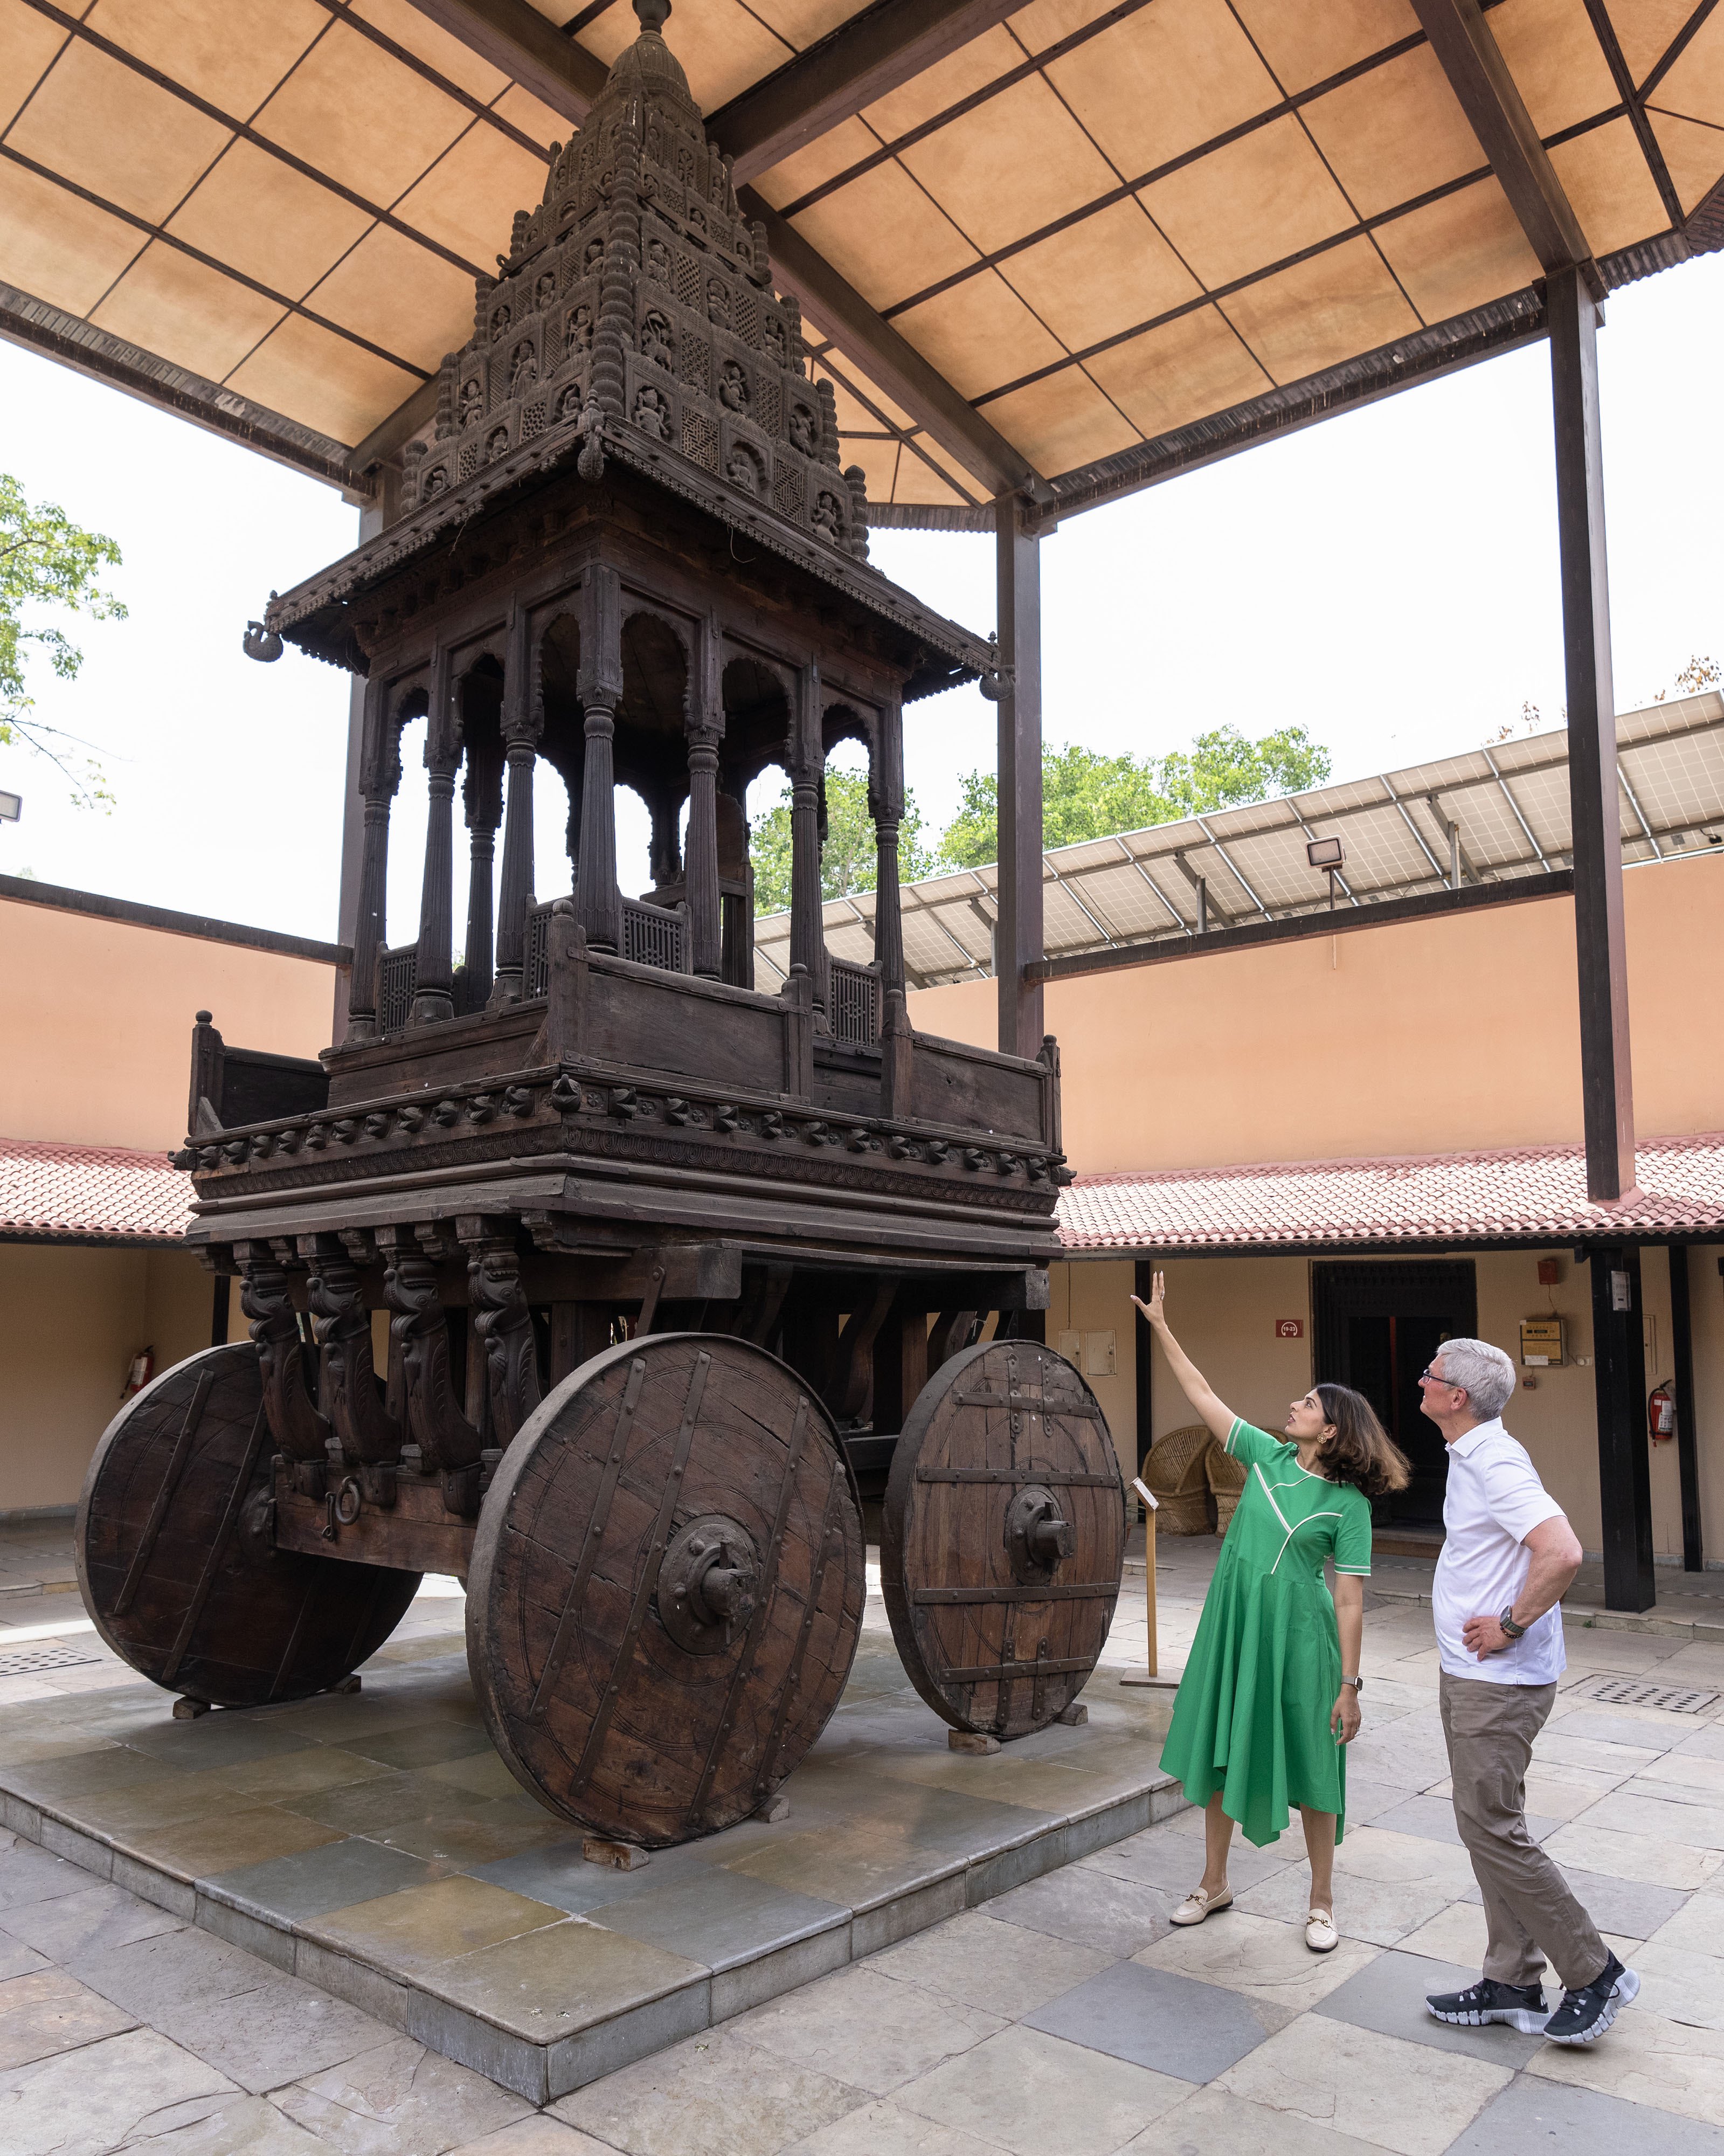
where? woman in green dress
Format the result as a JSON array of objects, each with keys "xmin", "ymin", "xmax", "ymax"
[{"xmin": 1133, "ymin": 1273, "xmax": 1409, "ymax": 1952}]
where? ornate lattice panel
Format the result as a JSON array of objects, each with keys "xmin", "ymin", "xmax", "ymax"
[
  {"xmin": 379, "ymin": 945, "xmax": 418, "ymax": 1033},
  {"xmin": 679, "ymin": 331, "xmax": 710, "ymax": 393},
  {"xmin": 622, "ymin": 899, "xmax": 684, "ymax": 971},
  {"xmin": 828, "ymin": 957, "xmax": 881, "ymax": 1046},
  {"xmin": 772, "ymin": 459, "xmax": 805, "ymax": 519}
]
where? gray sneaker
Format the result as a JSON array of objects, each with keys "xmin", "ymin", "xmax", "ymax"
[
  {"xmin": 1541, "ymin": 1954, "xmax": 1640, "ymax": 2045},
  {"xmin": 1425, "ymin": 1977, "xmax": 1549, "ymax": 2034}
]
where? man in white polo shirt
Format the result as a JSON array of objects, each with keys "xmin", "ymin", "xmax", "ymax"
[{"xmin": 1416, "ymin": 1337, "xmax": 1640, "ymax": 2046}]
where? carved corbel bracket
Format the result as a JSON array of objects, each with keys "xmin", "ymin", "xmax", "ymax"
[
  {"xmin": 304, "ymin": 1249, "xmax": 401, "ymax": 1492},
  {"xmin": 240, "ymin": 1255, "xmax": 329, "ymax": 1487},
  {"xmin": 465, "ymin": 1231, "xmax": 543, "ymax": 1457},
  {"xmin": 383, "ymin": 1249, "xmax": 485, "ymax": 1513}
]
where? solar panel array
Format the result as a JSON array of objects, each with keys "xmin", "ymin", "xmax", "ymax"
[{"xmin": 753, "ymin": 689, "xmax": 1724, "ymax": 991}]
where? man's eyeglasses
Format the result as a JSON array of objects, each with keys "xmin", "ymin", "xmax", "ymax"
[{"xmin": 1419, "ymin": 1366, "xmax": 1463, "ymax": 1390}]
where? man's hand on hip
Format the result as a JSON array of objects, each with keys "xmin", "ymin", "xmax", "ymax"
[{"xmin": 1462, "ymin": 1613, "xmax": 1514, "ymax": 1658}]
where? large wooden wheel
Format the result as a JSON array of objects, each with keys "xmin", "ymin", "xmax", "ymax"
[
  {"xmin": 77, "ymin": 1344, "xmax": 420, "ymax": 1708},
  {"xmin": 882, "ymin": 1338, "xmax": 1124, "ymax": 1739},
  {"xmin": 467, "ymin": 1333, "xmax": 864, "ymax": 1847}
]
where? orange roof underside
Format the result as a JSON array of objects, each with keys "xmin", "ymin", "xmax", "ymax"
[{"xmin": 3, "ymin": 0, "xmax": 1721, "ymax": 514}]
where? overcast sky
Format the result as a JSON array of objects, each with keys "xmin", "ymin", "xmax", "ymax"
[{"xmin": 3, "ymin": 250, "xmax": 1720, "ymax": 944}]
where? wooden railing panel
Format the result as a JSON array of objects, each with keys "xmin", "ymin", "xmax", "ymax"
[{"xmin": 909, "ymin": 1033, "xmax": 1048, "ymax": 1143}]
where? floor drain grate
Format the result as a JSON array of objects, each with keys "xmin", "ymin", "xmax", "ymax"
[
  {"xmin": 1574, "ymin": 1674, "xmax": 1719, "ymax": 1714},
  {"xmin": 0, "ymin": 1639, "xmax": 100, "ymax": 1677}
]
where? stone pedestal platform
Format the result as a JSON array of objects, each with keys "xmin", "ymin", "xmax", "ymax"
[{"xmin": 0, "ymin": 1599, "xmax": 1182, "ymax": 2104}]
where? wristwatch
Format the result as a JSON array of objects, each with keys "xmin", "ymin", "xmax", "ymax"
[
  {"xmin": 1499, "ymin": 1607, "xmax": 1528, "ymax": 1640},
  {"xmin": 1340, "ymin": 1675, "xmax": 1363, "ymax": 1692}
]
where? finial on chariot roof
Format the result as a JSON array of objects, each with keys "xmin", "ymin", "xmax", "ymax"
[{"xmin": 635, "ymin": 0, "xmax": 672, "ymax": 30}]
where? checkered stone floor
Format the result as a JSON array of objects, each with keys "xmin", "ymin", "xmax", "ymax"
[{"xmin": 2, "ymin": 1538, "xmax": 1722, "ymax": 2153}]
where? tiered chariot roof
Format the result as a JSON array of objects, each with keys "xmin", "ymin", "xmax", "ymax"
[{"xmin": 261, "ymin": 2, "xmax": 986, "ymax": 694}]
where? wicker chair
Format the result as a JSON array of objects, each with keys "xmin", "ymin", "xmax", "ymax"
[
  {"xmin": 1144, "ymin": 1422, "xmax": 1217, "ymax": 1535},
  {"xmin": 1206, "ymin": 1441, "xmax": 1247, "ymax": 1533}
]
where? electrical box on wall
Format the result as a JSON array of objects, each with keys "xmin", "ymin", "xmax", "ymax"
[
  {"xmin": 1056, "ymin": 1330, "xmax": 1117, "ymax": 1377},
  {"xmin": 1520, "ymin": 1317, "xmax": 1566, "ymax": 1367}
]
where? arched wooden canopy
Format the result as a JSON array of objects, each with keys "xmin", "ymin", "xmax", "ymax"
[{"xmin": 4, "ymin": 0, "xmax": 1721, "ymax": 530}]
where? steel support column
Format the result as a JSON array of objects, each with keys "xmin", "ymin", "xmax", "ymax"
[
  {"xmin": 1549, "ymin": 267, "xmax": 1635, "ymax": 1203},
  {"xmin": 1667, "ymin": 1241, "xmax": 1703, "ymax": 1572},
  {"xmin": 995, "ymin": 497, "xmax": 1044, "ymax": 1060},
  {"xmin": 1589, "ymin": 1244, "xmax": 1654, "ymax": 1612}
]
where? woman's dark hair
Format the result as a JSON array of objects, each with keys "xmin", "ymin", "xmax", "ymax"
[{"xmin": 1313, "ymin": 1383, "xmax": 1411, "ymax": 1498}]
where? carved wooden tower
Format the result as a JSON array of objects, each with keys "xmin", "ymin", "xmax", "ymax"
[{"xmin": 77, "ymin": 1, "xmax": 1124, "ymax": 1847}]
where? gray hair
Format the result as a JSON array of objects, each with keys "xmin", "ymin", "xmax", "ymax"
[{"xmin": 1432, "ymin": 1337, "xmax": 1515, "ymax": 1420}]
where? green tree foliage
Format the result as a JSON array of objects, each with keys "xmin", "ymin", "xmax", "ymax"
[
  {"xmin": 0, "ymin": 473, "xmax": 126, "ymax": 807},
  {"xmin": 940, "ymin": 724, "xmax": 1331, "ymax": 870},
  {"xmin": 751, "ymin": 767, "xmax": 941, "ymax": 914}
]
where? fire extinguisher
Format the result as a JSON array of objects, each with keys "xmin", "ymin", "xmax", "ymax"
[{"xmin": 1649, "ymin": 1381, "xmax": 1676, "ymax": 1442}]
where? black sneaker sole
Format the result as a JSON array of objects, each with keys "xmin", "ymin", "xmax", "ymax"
[
  {"xmin": 1543, "ymin": 1968, "xmax": 1641, "ymax": 2046},
  {"xmin": 1428, "ymin": 2003, "xmax": 1550, "ymax": 2034}
]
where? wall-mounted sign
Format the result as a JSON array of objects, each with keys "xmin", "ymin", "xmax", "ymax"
[{"xmin": 1276, "ymin": 1318, "xmax": 1304, "ymax": 1339}]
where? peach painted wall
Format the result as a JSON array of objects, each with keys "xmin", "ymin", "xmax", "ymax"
[
  {"xmin": 910, "ymin": 849, "xmax": 1724, "ymax": 1172},
  {"xmin": 1046, "ymin": 1259, "xmax": 1137, "ymax": 1476},
  {"xmin": 2, "ymin": 896, "xmax": 336, "ymax": 1152},
  {"xmin": 0, "ymin": 1244, "xmax": 223, "ymax": 1513},
  {"xmin": 1122, "ymin": 1247, "xmax": 1724, "ymax": 1566}
]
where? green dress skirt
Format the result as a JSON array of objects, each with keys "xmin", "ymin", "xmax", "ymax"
[{"xmin": 1159, "ymin": 1419, "xmax": 1373, "ymax": 1847}]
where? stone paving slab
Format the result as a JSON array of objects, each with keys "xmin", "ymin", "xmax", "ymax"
[
  {"xmin": 9, "ymin": 1526, "xmax": 1724, "ymax": 2154},
  {"xmin": 0, "ymin": 1595, "xmax": 1182, "ymax": 2105}
]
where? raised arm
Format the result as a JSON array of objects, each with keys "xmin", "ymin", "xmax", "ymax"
[{"xmin": 1130, "ymin": 1271, "xmax": 1237, "ymax": 1443}]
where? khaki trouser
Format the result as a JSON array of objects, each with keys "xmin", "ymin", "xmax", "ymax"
[{"xmin": 1438, "ymin": 1670, "xmax": 1607, "ymax": 1991}]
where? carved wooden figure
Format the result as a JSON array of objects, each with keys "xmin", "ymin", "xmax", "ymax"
[{"xmin": 82, "ymin": 1, "xmax": 1118, "ymax": 1848}]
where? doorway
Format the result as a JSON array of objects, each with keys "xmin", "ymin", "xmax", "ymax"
[{"xmin": 1312, "ymin": 1261, "xmax": 1477, "ymax": 1527}]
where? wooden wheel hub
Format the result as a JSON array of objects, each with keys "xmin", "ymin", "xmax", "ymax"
[
  {"xmin": 659, "ymin": 1515, "xmax": 759, "ymax": 1653},
  {"xmin": 882, "ymin": 1338, "xmax": 1124, "ymax": 1739},
  {"xmin": 467, "ymin": 1332, "xmax": 864, "ymax": 1846},
  {"xmin": 1005, "ymin": 1485, "xmax": 1076, "ymax": 1583}
]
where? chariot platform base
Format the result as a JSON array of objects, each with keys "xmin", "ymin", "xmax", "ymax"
[{"xmin": 0, "ymin": 1609, "xmax": 1184, "ymax": 2105}]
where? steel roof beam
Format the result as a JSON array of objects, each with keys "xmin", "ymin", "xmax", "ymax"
[
  {"xmin": 710, "ymin": 0, "xmax": 1026, "ymax": 185},
  {"xmin": 401, "ymin": 0, "xmax": 1047, "ymax": 502},
  {"xmin": 1408, "ymin": 0, "xmax": 1596, "ymax": 279}
]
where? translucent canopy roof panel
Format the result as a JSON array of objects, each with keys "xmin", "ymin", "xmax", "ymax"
[{"xmin": 752, "ymin": 689, "xmax": 1724, "ymax": 989}]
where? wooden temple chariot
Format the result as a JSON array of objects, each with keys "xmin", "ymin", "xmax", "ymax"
[{"xmin": 77, "ymin": 1, "xmax": 1125, "ymax": 1849}]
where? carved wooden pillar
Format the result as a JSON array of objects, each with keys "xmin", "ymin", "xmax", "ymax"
[
  {"xmin": 490, "ymin": 605, "xmax": 538, "ymax": 1006},
  {"xmin": 462, "ymin": 736, "xmax": 503, "ymax": 1008},
  {"xmin": 687, "ymin": 613, "xmax": 723, "ymax": 979},
  {"xmin": 411, "ymin": 652, "xmax": 456, "ymax": 1026},
  {"xmin": 788, "ymin": 660, "xmax": 826, "ymax": 1018},
  {"xmin": 577, "ymin": 565, "xmax": 623, "ymax": 953},
  {"xmin": 647, "ymin": 783, "xmax": 683, "ymax": 892},
  {"xmin": 345, "ymin": 681, "xmax": 399, "ymax": 1044},
  {"xmin": 871, "ymin": 700, "xmax": 905, "ymax": 1000}
]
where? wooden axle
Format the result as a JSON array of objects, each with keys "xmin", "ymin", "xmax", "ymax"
[{"xmin": 272, "ymin": 1462, "xmax": 479, "ymax": 1578}]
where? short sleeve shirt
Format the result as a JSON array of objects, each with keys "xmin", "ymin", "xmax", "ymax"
[
  {"xmin": 1433, "ymin": 1419, "xmax": 1566, "ymax": 1684},
  {"xmin": 1225, "ymin": 1420, "xmax": 1373, "ymax": 1578}
]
